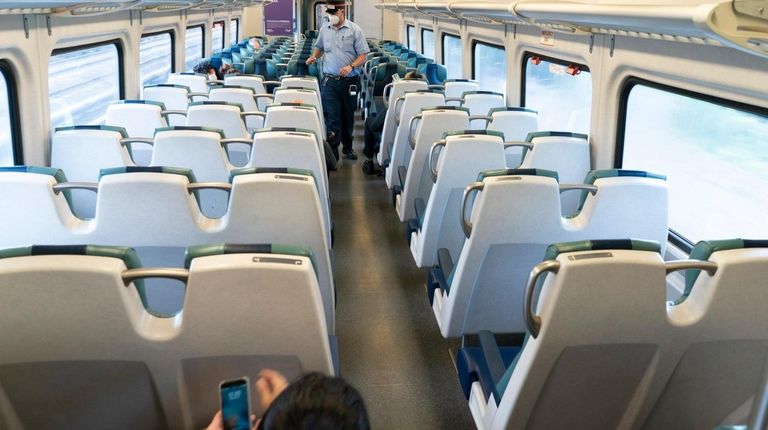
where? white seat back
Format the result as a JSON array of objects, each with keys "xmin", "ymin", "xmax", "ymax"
[
  {"xmin": 485, "ymin": 107, "xmax": 539, "ymax": 167},
  {"xmin": 208, "ymin": 87, "xmax": 264, "ymax": 130},
  {"xmin": 167, "ymin": 73, "xmax": 209, "ymax": 94},
  {"xmin": 224, "ymin": 75, "xmax": 268, "ymax": 110},
  {"xmin": 409, "ymin": 132, "xmax": 507, "ymax": 268},
  {"xmin": 444, "ymin": 80, "xmax": 480, "ymax": 106},
  {"xmin": 517, "ymin": 132, "xmax": 590, "ymax": 215},
  {"xmin": 462, "ymin": 91, "xmax": 505, "ymax": 128},
  {"xmin": 280, "ymin": 76, "xmax": 321, "ymax": 94},
  {"xmin": 385, "ymin": 90, "xmax": 446, "ymax": 190},
  {"xmin": 272, "ymin": 88, "xmax": 325, "ymax": 134},
  {"xmin": 397, "ymin": 107, "xmax": 470, "ymax": 222},
  {"xmin": 143, "ymin": 85, "xmax": 190, "ymax": 126},
  {"xmin": 106, "ymin": 101, "xmax": 168, "ymax": 138},
  {"xmin": 264, "ymin": 104, "xmax": 325, "ymax": 148},
  {"xmin": 377, "ymin": 79, "xmax": 428, "ymax": 165},
  {"xmin": 185, "ymin": 102, "xmax": 249, "ymax": 139}
]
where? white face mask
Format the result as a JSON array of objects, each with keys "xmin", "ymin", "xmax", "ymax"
[{"xmin": 329, "ymin": 14, "xmax": 340, "ymax": 26}]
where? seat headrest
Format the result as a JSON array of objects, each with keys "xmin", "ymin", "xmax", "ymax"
[
  {"xmin": 573, "ymin": 169, "xmax": 666, "ymax": 213},
  {"xmin": 229, "ymin": 167, "xmax": 315, "ymax": 183},
  {"xmin": 489, "ymin": 107, "xmax": 537, "ymax": 115},
  {"xmin": 442, "ymin": 130, "xmax": 505, "ymax": 139},
  {"xmin": 476, "ymin": 168, "xmax": 559, "ymax": 182},
  {"xmin": 154, "ymin": 126, "xmax": 225, "ymax": 137},
  {"xmin": 184, "ymin": 243, "xmax": 317, "ymax": 276},
  {"xmin": 112, "ymin": 100, "xmax": 166, "ymax": 110},
  {"xmin": 216, "ymin": 85, "xmax": 255, "ymax": 93},
  {"xmin": 266, "ymin": 103, "xmax": 317, "ymax": 110},
  {"xmin": 188, "ymin": 101, "xmax": 244, "ymax": 111},
  {"xmin": 526, "ymin": 131, "xmax": 588, "ymax": 142},
  {"xmin": 55, "ymin": 125, "xmax": 128, "ymax": 138},
  {"xmin": 253, "ymin": 127, "xmax": 315, "ymax": 136},
  {"xmin": 678, "ymin": 239, "xmax": 768, "ymax": 303},
  {"xmin": 99, "ymin": 166, "xmax": 197, "ymax": 184},
  {"xmin": 0, "ymin": 165, "xmax": 67, "ymax": 182},
  {"xmin": 543, "ymin": 239, "xmax": 661, "ymax": 261},
  {"xmin": 144, "ymin": 83, "xmax": 191, "ymax": 92},
  {"xmin": 421, "ymin": 106, "xmax": 470, "ymax": 114},
  {"xmin": 461, "ymin": 90, "xmax": 503, "ymax": 98}
]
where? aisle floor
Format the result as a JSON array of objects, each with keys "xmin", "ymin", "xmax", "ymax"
[{"xmin": 329, "ymin": 118, "xmax": 475, "ymax": 429}]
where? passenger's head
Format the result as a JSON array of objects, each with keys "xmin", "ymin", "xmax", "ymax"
[
  {"xmin": 193, "ymin": 59, "xmax": 214, "ymax": 75},
  {"xmin": 258, "ymin": 373, "xmax": 369, "ymax": 430},
  {"xmin": 404, "ymin": 71, "xmax": 423, "ymax": 80},
  {"xmin": 325, "ymin": 0, "xmax": 347, "ymax": 26},
  {"xmin": 249, "ymin": 37, "xmax": 261, "ymax": 50}
]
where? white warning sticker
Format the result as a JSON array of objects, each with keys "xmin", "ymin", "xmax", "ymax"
[{"xmin": 540, "ymin": 30, "xmax": 555, "ymax": 46}]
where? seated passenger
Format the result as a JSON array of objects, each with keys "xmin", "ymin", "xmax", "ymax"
[
  {"xmin": 206, "ymin": 369, "xmax": 369, "ymax": 430},
  {"xmin": 194, "ymin": 59, "xmax": 218, "ymax": 82},
  {"xmin": 249, "ymin": 38, "xmax": 262, "ymax": 50},
  {"xmin": 362, "ymin": 71, "xmax": 423, "ymax": 175}
]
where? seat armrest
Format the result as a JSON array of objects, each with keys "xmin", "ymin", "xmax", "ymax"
[
  {"xmin": 478, "ymin": 330, "xmax": 507, "ymax": 403},
  {"xmin": 414, "ymin": 197, "xmax": 426, "ymax": 226}
]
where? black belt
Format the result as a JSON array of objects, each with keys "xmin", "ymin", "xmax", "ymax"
[{"xmin": 324, "ymin": 74, "xmax": 359, "ymax": 81}]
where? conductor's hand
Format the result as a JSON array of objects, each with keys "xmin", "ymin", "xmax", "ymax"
[
  {"xmin": 305, "ymin": 57, "xmax": 317, "ymax": 66},
  {"xmin": 339, "ymin": 65, "xmax": 354, "ymax": 77}
]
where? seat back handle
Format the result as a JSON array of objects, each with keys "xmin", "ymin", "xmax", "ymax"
[
  {"xmin": 122, "ymin": 268, "xmax": 189, "ymax": 285},
  {"xmin": 460, "ymin": 182, "xmax": 485, "ymax": 239},
  {"xmin": 525, "ymin": 260, "xmax": 561, "ymax": 338},
  {"xmin": 428, "ymin": 140, "xmax": 447, "ymax": 183},
  {"xmin": 408, "ymin": 114, "xmax": 423, "ymax": 150}
]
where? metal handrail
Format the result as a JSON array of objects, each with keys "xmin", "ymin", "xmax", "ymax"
[
  {"xmin": 53, "ymin": 182, "xmax": 98, "ymax": 194},
  {"xmin": 524, "ymin": 260, "xmax": 561, "ymax": 338},
  {"xmin": 460, "ymin": 182, "xmax": 485, "ymax": 239},
  {"xmin": 122, "ymin": 268, "xmax": 190, "ymax": 285},
  {"xmin": 559, "ymin": 184, "xmax": 597, "ymax": 195},
  {"xmin": 408, "ymin": 114, "xmax": 423, "ymax": 150},
  {"xmin": 428, "ymin": 140, "xmax": 447, "ymax": 183},
  {"xmin": 665, "ymin": 260, "xmax": 718, "ymax": 276},
  {"xmin": 187, "ymin": 182, "xmax": 232, "ymax": 192}
]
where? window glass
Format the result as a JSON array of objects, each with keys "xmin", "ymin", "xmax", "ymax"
[
  {"xmin": 212, "ymin": 21, "xmax": 225, "ymax": 53},
  {"xmin": 185, "ymin": 26, "xmax": 204, "ymax": 71},
  {"xmin": 442, "ymin": 33, "xmax": 462, "ymax": 79},
  {"xmin": 140, "ymin": 32, "xmax": 173, "ymax": 88},
  {"xmin": 406, "ymin": 25, "xmax": 416, "ymax": 51},
  {"xmin": 49, "ymin": 43, "xmax": 120, "ymax": 131},
  {"xmin": 0, "ymin": 66, "xmax": 15, "ymax": 165},
  {"xmin": 524, "ymin": 55, "xmax": 591, "ymax": 134},
  {"xmin": 621, "ymin": 83, "xmax": 768, "ymax": 244},
  {"xmin": 473, "ymin": 42, "xmax": 506, "ymax": 95},
  {"xmin": 421, "ymin": 29, "xmax": 435, "ymax": 59},
  {"xmin": 230, "ymin": 19, "xmax": 239, "ymax": 44},
  {"xmin": 315, "ymin": 3, "xmax": 327, "ymax": 30}
]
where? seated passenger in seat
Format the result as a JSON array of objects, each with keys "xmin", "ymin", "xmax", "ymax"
[
  {"xmin": 194, "ymin": 59, "xmax": 218, "ymax": 82},
  {"xmin": 206, "ymin": 369, "xmax": 369, "ymax": 430},
  {"xmin": 362, "ymin": 71, "xmax": 423, "ymax": 175}
]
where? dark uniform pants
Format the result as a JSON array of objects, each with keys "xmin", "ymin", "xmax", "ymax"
[{"xmin": 321, "ymin": 75, "xmax": 360, "ymax": 154}]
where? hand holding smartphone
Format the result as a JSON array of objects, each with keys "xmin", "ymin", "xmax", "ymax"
[{"xmin": 220, "ymin": 377, "xmax": 252, "ymax": 430}]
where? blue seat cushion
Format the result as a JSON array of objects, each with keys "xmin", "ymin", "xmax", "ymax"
[{"xmin": 457, "ymin": 344, "xmax": 522, "ymax": 401}]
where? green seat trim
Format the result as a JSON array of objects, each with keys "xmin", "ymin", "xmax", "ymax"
[
  {"xmin": 0, "ymin": 165, "xmax": 73, "ymax": 208},
  {"xmin": 544, "ymin": 239, "xmax": 661, "ymax": 261},
  {"xmin": 229, "ymin": 167, "xmax": 315, "ymax": 183},
  {"xmin": 99, "ymin": 166, "xmax": 198, "ymax": 185},
  {"xmin": 265, "ymin": 103, "xmax": 317, "ymax": 110},
  {"xmin": 676, "ymin": 238, "xmax": 768, "ymax": 305},
  {"xmin": 188, "ymin": 101, "xmax": 244, "ymax": 111},
  {"xmin": 575, "ymin": 169, "xmax": 667, "ymax": 212},
  {"xmin": 443, "ymin": 130, "xmax": 505, "ymax": 139},
  {"xmin": 184, "ymin": 243, "xmax": 318, "ymax": 278},
  {"xmin": 461, "ymin": 90, "xmax": 504, "ymax": 98},
  {"xmin": 476, "ymin": 168, "xmax": 558, "ymax": 182},
  {"xmin": 0, "ymin": 245, "xmax": 166, "ymax": 317},
  {"xmin": 420, "ymin": 106, "xmax": 470, "ymax": 114},
  {"xmin": 253, "ymin": 127, "xmax": 315, "ymax": 136},
  {"xmin": 154, "ymin": 126, "xmax": 226, "ymax": 138},
  {"xmin": 489, "ymin": 107, "xmax": 537, "ymax": 115},
  {"xmin": 113, "ymin": 100, "xmax": 167, "ymax": 110},
  {"xmin": 525, "ymin": 131, "xmax": 588, "ymax": 142},
  {"xmin": 55, "ymin": 124, "xmax": 129, "ymax": 139}
]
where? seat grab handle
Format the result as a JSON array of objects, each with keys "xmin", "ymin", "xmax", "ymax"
[
  {"xmin": 428, "ymin": 140, "xmax": 447, "ymax": 183},
  {"xmin": 122, "ymin": 268, "xmax": 189, "ymax": 285},
  {"xmin": 461, "ymin": 182, "xmax": 485, "ymax": 239},
  {"xmin": 525, "ymin": 260, "xmax": 561, "ymax": 338}
]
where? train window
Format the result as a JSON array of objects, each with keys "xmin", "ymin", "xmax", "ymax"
[
  {"xmin": 421, "ymin": 29, "xmax": 435, "ymax": 59},
  {"xmin": 49, "ymin": 42, "xmax": 122, "ymax": 131},
  {"xmin": 442, "ymin": 33, "xmax": 462, "ymax": 79},
  {"xmin": 522, "ymin": 53, "xmax": 591, "ymax": 134},
  {"xmin": 212, "ymin": 21, "xmax": 225, "ymax": 53},
  {"xmin": 406, "ymin": 25, "xmax": 416, "ymax": 50},
  {"xmin": 185, "ymin": 25, "xmax": 204, "ymax": 72},
  {"xmin": 230, "ymin": 19, "xmax": 239, "ymax": 44},
  {"xmin": 0, "ymin": 62, "xmax": 21, "ymax": 165},
  {"xmin": 472, "ymin": 41, "xmax": 506, "ymax": 95},
  {"xmin": 619, "ymin": 81, "xmax": 768, "ymax": 247},
  {"xmin": 140, "ymin": 31, "xmax": 174, "ymax": 88}
]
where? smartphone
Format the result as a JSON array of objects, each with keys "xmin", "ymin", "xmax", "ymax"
[
  {"xmin": 349, "ymin": 84, "xmax": 358, "ymax": 97},
  {"xmin": 220, "ymin": 377, "xmax": 252, "ymax": 430}
]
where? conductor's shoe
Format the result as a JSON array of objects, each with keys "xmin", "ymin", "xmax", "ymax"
[{"xmin": 343, "ymin": 149, "xmax": 358, "ymax": 160}]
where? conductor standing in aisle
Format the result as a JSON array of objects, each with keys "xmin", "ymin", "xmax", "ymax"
[{"xmin": 306, "ymin": 0, "xmax": 369, "ymax": 161}]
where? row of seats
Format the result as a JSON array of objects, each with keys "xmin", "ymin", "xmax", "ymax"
[
  {"xmin": 0, "ymin": 243, "xmax": 335, "ymax": 429},
  {"xmin": 456, "ymin": 238, "xmax": 768, "ymax": 429},
  {"xmin": 0, "ymin": 166, "xmax": 336, "ymax": 333}
]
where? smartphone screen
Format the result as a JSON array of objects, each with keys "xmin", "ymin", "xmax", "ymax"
[{"xmin": 220, "ymin": 378, "xmax": 251, "ymax": 430}]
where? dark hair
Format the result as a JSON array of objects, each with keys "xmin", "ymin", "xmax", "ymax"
[
  {"xmin": 258, "ymin": 373, "xmax": 370, "ymax": 430},
  {"xmin": 404, "ymin": 71, "xmax": 423, "ymax": 80},
  {"xmin": 193, "ymin": 59, "xmax": 213, "ymax": 75}
]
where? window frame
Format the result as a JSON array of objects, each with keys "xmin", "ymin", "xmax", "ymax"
[
  {"xmin": 441, "ymin": 32, "xmax": 461, "ymax": 77},
  {"xmin": 471, "ymin": 40, "xmax": 506, "ymax": 81},
  {"xmin": 0, "ymin": 60, "xmax": 22, "ymax": 165},
  {"xmin": 230, "ymin": 18, "xmax": 239, "ymax": 44},
  {"xmin": 140, "ymin": 29, "xmax": 176, "ymax": 74},
  {"xmin": 185, "ymin": 24, "xmax": 205, "ymax": 71},
  {"xmin": 406, "ymin": 24, "xmax": 415, "ymax": 50},
  {"xmin": 50, "ymin": 39, "xmax": 125, "ymax": 100},
  {"xmin": 616, "ymin": 76, "xmax": 768, "ymax": 252},
  {"xmin": 212, "ymin": 20, "xmax": 226, "ymax": 53},
  {"xmin": 421, "ymin": 27, "xmax": 434, "ymax": 57},
  {"xmin": 520, "ymin": 51, "xmax": 590, "ymax": 107}
]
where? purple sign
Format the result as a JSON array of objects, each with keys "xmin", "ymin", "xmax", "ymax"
[{"xmin": 264, "ymin": 0, "xmax": 294, "ymax": 36}]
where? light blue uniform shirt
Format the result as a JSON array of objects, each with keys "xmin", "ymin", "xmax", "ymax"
[{"xmin": 314, "ymin": 19, "xmax": 369, "ymax": 77}]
